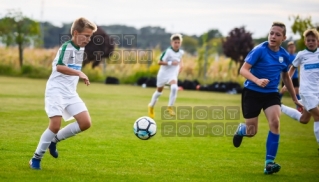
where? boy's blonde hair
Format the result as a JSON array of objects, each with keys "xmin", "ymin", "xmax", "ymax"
[
  {"xmin": 70, "ymin": 17, "xmax": 97, "ymax": 35},
  {"xmin": 170, "ymin": 33, "xmax": 183, "ymax": 42},
  {"xmin": 272, "ymin": 22, "xmax": 286, "ymax": 36},
  {"xmin": 303, "ymin": 29, "xmax": 319, "ymax": 40}
]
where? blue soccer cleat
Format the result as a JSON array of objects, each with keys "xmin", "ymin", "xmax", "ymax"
[
  {"xmin": 233, "ymin": 123, "xmax": 244, "ymax": 148},
  {"xmin": 48, "ymin": 142, "xmax": 58, "ymax": 158},
  {"xmin": 29, "ymin": 158, "xmax": 41, "ymax": 170},
  {"xmin": 264, "ymin": 161, "xmax": 281, "ymax": 174}
]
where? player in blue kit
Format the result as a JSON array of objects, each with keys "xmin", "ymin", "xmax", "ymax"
[{"xmin": 232, "ymin": 22, "xmax": 303, "ymax": 174}]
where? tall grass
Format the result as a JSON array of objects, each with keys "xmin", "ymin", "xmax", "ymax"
[{"xmin": 0, "ymin": 47, "xmax": 245, "ymax": 85}]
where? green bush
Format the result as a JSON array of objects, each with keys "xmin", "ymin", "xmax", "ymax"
[
  {"xmin": 0, "ymin": 64, "xmax": 19, "ymax": 76},
  {"xmin": 82, "ymin": 65, "xmax": 104, "ymax": 82},
  {"xmin": 21, "ymin": 65, "xmax": 51, "ymax": 79}
]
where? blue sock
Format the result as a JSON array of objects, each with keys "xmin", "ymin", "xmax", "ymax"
[
  {"xmin": 265, "ymin": 131, "xmax": 280, "ymax": 164},
  {"xmin": 238, "ymin": 123, "xmax": 246, "ymax": 136}
]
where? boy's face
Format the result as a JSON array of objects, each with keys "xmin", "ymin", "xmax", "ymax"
[
  {"xmin": 74, "ymin": 28, "xmax": 94, "ymax": 47},
  {"xmin": 287, "ymin": 44, "xmax": 296, "ymax": 54},
  {"xmin": 171, "ymin": 39, "xmax": 181, "ymax": 50},
  {"xmin": 304, "ymin": 35, "xmax": 318, "ymax": 51},
  {"xmin": 268, "ymin": 26, "xmax": 286, "ymax": 48}
]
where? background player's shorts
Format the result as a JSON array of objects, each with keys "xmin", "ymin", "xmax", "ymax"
[
  {"xmin": 156, "ymin": 76, "xmax": 177, "ymax": 87},
  {"xmin": 242, "ymin": 88, "xmax": 281, "ymax": 119},
  {"xmin": 300, "ymin": 93, "xmax": 319, "ymax": 111},
  {"xmin": 45, "ymin": 95, "xmax": 88, "ymax": 121},
  {"xmin": 281, "ymin": 78, "xmax": 299, "ymax": 87}
]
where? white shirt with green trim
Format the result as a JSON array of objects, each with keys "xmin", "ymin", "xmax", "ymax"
[
  {"xmin": 292, "ymin": 48, "xmax": 319, "ymax": 94},
  {"xmin": 157, "ymin": 47, "xmax": 184, "ymax": 79},
  {"xmin": 45, "ymin": 40, "xmax": 85, "ymax": 97}
]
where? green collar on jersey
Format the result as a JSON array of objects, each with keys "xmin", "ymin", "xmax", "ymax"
[
  {"xmin": 170, "ymin": 46, "xmax": 179, "ymax": 52},
  {"xmin": 306, "ymin": 47, "xmax": 317, "ymax": 53},
  {"xmin": 70, "ymin": 40, "xmax": 80, "ymax": 51}
]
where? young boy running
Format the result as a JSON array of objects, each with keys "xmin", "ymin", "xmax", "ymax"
[
  {"xmin": 233, "ymin": 22, "xmax": 302, "ymax": 174},
  {"xmin": 29, "ymin": 17, "xmax": 97, "ymax": 170},
  {"xmin": 148, "ymin": 34, "xmax": 184, "ymax": 118},
  {"xmin": 281, "ymin": 29, "xmax": 319, "ymax": 150}
]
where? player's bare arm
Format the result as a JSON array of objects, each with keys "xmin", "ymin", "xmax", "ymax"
[
  {"xmin": 240, "ymin": 62, "xmax": 269, "ymax": 87},
  {"xmin": 57, "ymin": 65, "xmax": 90, "ymax": 86},
  {"xmin": 282, "ymin": 72, "xmax": 302, "ymax": 108},
  {"xmin": 158, "ymin": 60, "xmax": 179, "ymax": 66}
]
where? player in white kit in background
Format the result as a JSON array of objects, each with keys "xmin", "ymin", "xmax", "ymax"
[
  {"xmin": 281, "ymin": 28, "xmax": 319, "ymax": 151},
  {"xmin": 148, "ymin": 34, "xmax": 184, "ymax": 118},
  {"xmin": 29, "ymin": 17, "xmax": 97, "ymax": 170}
]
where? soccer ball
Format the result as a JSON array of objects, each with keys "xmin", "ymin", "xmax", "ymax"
[{"xmin": 133, "ymin": 116, "xmax": 157, "ymax": 140}]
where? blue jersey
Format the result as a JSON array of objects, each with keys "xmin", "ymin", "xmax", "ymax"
[
  {"xmin": 289, "ymin": 53, "xmax": 298, "ymax": 79},
  {"xmin": 244, "ymin": 41, "xmax": 290, "ymax": 93}
]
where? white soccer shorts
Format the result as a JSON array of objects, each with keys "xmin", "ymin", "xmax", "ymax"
[
  {"xmin": 45, "ymin": 96, "xmax": 88, "ymax": 121},
  {"xmin": 156, "ymin": 76, "xmax": 177, "ymax": 87},
  {"xmin": 300, "ymin": 93, "xmax": 319, "ymax": 111}
]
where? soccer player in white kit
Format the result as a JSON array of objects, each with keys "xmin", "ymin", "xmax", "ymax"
[
  {"xmin": 29, "ymin": 17, "xmax": 97, "ymax": 170},
  {"xmin": 281, "ymin": 29, "xmax": 319, "ymax": 150},
  {"xmin": 148, "ymin": 34, "xmax": 184, "ymax": 118}
]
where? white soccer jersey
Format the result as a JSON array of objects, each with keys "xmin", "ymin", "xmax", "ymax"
[
  {"xmin": 157, "ymin": 47, "xmax": 184, "ymax": 78},
  {"xmin": 45, "ymin": 40, "xmax": 84, "ymax": 97},
  {"xmin": 292, "ymin": 48, "xmax": 319, "ymax": 94}
]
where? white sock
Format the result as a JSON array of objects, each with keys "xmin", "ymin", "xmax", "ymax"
[
  {"xmin": 33, "ymin": 128, "xmax": 56, "ymax": 159},
  {"xmin": 314, "ymin": 122, "xmax": 319, "ymax": 144},
  {"xmin": 52, "ymin": 122, "xmax": 81, "ymax": 143},
  {"xmin": 281, "ymin": 104, "xmax": 301, "ymax": 122},
  {"xmin": 168, "ymin": 84, "xmax": 178, "ymax": 106},
  {"xmin": 149, "ymin": 91, "xmax": 162, "ymax": 107}
]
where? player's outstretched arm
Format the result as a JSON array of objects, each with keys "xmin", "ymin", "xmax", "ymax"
[
  {"xmin": 282, "ymin": 72, "xmax": 302, "ymax": 107},
  {"xmin": 158, "ymin": 60, "xmax": 169, "ymax": 65},
  {"xmin": 288, "ymin": 66, "xmax": 296, "ymax": 78},
  {"xmin": 240, "ymin": 62, "xmax": 269, "ymax": 87},
  {"xmin": 57, "ymin": 65, "xmax": 90, "ymax": 86}
]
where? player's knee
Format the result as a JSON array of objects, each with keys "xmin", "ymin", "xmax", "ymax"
[
  {"xmin": 312, "ymin": 115, "xmax": 319, "ymax": 121},
  {"xmin": 78, "ymin": 119, "xmax": 91, "ymax": 131},
  {"xmin": 157, "ymin": 87, "xmax": 164, "ymax": 92},
  {"xmin": 270, "ymin": 119, "xmax": 280, "ymax": 129},
  {"xmin": 49, "ymin": 126, "xmax": 60, "ymax": 134},
  {"xmin": 171, "ymin": 84, "xmax": 178, "ymax": 92},
  {"xmin": 300, "ymin": 120, "xmax": 309, "ymax": 124}
]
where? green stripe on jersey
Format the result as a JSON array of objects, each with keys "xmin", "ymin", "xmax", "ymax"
[
  {"xmin": 160, "ymin": 50, "xmax": 167, "ymax": 61},
  {"xmin": 70, "ymin": 40, "xmax": 80, "ymax": 51},
  {"xmin": 57, "ymin": 40, "xmax": 70, "ymax": 65}
]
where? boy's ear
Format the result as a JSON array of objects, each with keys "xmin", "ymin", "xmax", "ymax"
[{"xmin": 283, "ymin": 35, "xmax": 286, "ymax": 42}]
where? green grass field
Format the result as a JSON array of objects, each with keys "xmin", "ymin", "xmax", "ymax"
[{"xmin": 0, "ymin": 76, "xmax": 318, "ymax": 182}]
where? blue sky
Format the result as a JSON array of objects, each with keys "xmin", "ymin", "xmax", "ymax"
[{"xmin": 1, "ymin": 0, "xmax": 318, "ymax": 38}]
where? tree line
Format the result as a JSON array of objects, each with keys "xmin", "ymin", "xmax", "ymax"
[{"xmin": 0, "ymin": 10, "xmax": 318, "ymax": 70}]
